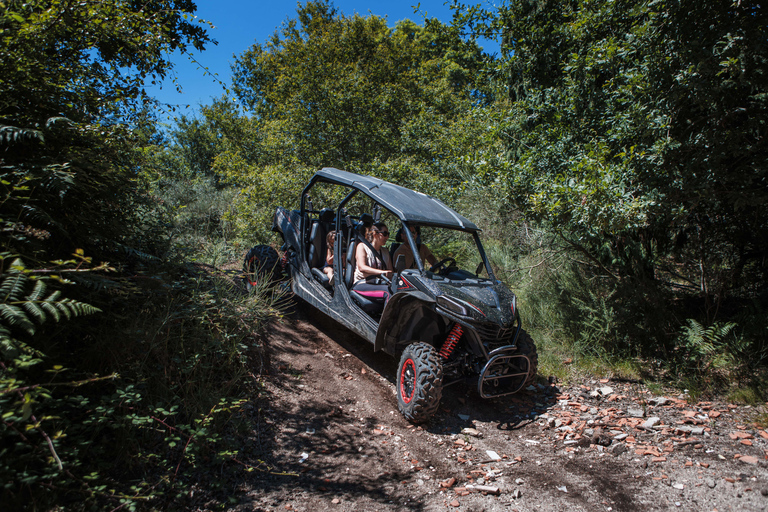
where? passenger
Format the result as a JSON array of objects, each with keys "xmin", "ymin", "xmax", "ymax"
[
  {"xmin": 392, "ymin": 225, "xmax": 437, "ymax": 270},
  {"xmin": 352, "ymin": 222, "xmax": 393, "ymax": 303},
  {"xmin": 323, "ymin": 231, "xmax": 336, "ymax": 285}
]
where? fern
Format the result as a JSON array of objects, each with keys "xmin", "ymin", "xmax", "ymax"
[
  {"xmin": 0, "ymin": 124, "xmax": 44, "ymax": 145},
  {"xmin": 680, "ymin": 319, "xmax": 737, "ymax": 359},
  {"xmin": 0, "ymin": 255, "xmax": 101, "ymax": 359},
  {"xmin": 116, "ymin": 244, "xmax": 162, "ymax": 262},
  {"xmin": 676, "ymin": 319, "xmax": 741, "ymax": 388}
]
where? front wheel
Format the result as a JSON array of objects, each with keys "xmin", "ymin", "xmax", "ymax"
[
  {"xmin": 516, "ymin": 329, "xmax": 539, "ymax": 388},
  {"xmin": 396, "ymin": 342, "xmax": 443, "ymax": 424}
]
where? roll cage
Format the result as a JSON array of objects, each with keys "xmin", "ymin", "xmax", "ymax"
[{"xmin": 298, "ymin": 167, "xmax": 497, "ymax": 280}]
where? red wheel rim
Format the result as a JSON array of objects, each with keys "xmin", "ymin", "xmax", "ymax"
[
  {"xmin": 400, "ymin": 358, "xmax": 416, "ymax": 404},
  {"xmin": 246, "ymin": 257, "xmax": 258, "ymax": 286}
]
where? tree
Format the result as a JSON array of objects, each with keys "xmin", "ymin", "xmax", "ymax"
[
  {"xmin": 1, "ymin": 0, "xmax": 210, "ymax": 125},
  {"xmin": 0, "ymin": 0, "xmax": 211, "ymax": 259},
  {"xmin": 173, "ymin": 1, "xmax": 494, "ymax": 241},
  {"xmin": 230, "ymin": 0, "xmax": 490, "ymax": 173},
  {"xmin": 468, "ymin": 0, "xmax": 767, "ymax": 301},
  {"xmin": 1, "ymin": 2, "xmax": 214, "ymax": 508}
]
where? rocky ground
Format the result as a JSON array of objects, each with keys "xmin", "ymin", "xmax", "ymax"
[{"xmin": 230, "ymin": 305, "xmax": 768, "ymax": 512}]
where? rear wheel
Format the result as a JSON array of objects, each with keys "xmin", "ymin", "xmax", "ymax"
[
  {"xmin": 516, "ymin": 329, "xmax": 539, "ymax": 387},
  {"xmin": 243, "ymin": 245, "xmax": 281, "ymax": 292},
  {"xmin": 396, "ymin": 342, "xmax": 443, "ymax": 424}
]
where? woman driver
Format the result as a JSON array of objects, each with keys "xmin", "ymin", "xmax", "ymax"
[{"xmin": 392, "ymin": 225, "xmax": 437, "ymax": 270}]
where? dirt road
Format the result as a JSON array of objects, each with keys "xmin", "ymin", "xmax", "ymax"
[{"xmin": 234, "ymin": 305, "xmax": 768, "ymax": 512}]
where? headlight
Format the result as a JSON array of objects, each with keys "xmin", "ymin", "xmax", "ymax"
[{"xmin": 437, "ymin": 295, "xmax": 468, "ymax": 316}]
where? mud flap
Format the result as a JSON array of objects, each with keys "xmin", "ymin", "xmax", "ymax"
[{"xmin": 477, "ymin": 350, "xmax": 531, "ymax": 399}]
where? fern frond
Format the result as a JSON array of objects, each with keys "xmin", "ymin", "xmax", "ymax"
[
  {"xmin": 40, "ymin": 301, "xmax": 61, "ymax": 322},
  {"xmin": 19, "ymin": 203, "xmax": 60, "ymax": 229},
  {"xmin": 0, "ymin": 124, "xmax": 44, "ymax": 146},
  {"xmin": 27, "ymin": 279, "xmax": 46, "ymax": 301},
  {"xmin": 41, "ymin": 164, "xmax": 75, "ymax": 199},
  {"xmin": 22, "ymin": 301, "xmax": 46, "ymax": 325},
  {"xmin": 0, "ymin": 325, "xmax": 44, "ymax": 359},
  {"xmin": 0, "ymin": 303, "xmax": 36, "ymax": 335},
  {"xmin": 54, "ymin": 299, "xmax": 102, "ymax": 321},
  {"xmin": 684, "ymin": 319, "xmax": 705, "ymax": 344},
  {"xmin": 705, "ymin": 322, "xmax": 736, "ymax": 346},
  {"xmin": 0, "ymin": 326, "xmax": 20, "ymax": 358},
  {"xmin": 117, "ymin": 245, "xmax": 161, "ymax": 262},
  {"xmin": 0, "ymin": 255, "xmax": 101, "ymax": 340},
  {"xmin": 0, "ymin": 272, "xmax": 27, "ymax": 302},
  {"xmin": 68, "ymin": 273, "xmax": 120, "ymax": 292}
]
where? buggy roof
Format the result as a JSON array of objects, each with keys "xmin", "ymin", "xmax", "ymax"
[{"xmin": 313, "ymin": 168, "xmax": 479, "ymax": 231}]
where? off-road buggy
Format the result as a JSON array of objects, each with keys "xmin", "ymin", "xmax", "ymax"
[{"xmin": 244, "ymin": 168, "xmax": 538, "ymax": 423}]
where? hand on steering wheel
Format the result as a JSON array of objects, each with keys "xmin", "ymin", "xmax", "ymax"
[{"xmin": 429, "ymin": 257, "xmax": 457, "ymax": 274}]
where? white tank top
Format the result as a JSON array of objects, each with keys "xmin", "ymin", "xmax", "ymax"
[{"xmin": 354, "ymin": 243, "xmax": 391, "ymax": 284}]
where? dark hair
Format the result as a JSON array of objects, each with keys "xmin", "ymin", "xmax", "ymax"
[
  {"xmin": 395, "ymin": 225, "xmax": 419, "ymax": 242},
  {"xmin": 372, "ymin": 222, "xmax": 388, "ymax": 235}
]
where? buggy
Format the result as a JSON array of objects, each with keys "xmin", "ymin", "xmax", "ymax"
[{"xmin": 245, "ymin": 168, "xmax": 537, "ymax": 423}]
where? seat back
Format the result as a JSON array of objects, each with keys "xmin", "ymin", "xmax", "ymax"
[
  {"xmin": 306, "ymin": 208, "xmax": 335, "ymax": 269},
  {"xmin": 344, "ymin": 236, "xmax": 357, "ymax": 289},
  {"xmin": 307, "ymin": 220, "xmax": 326, "ymax": 269}
]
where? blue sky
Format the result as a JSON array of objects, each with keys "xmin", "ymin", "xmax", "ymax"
[{"xmin": 150, "ymin": 1, "xmax": 495, "ymax": 117}]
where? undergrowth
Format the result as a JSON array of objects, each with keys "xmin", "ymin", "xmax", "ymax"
[
  {"xmin": 466, "ymin": 187, "xmax": 767, "ymax": 400},
  {"xmin": 1, "ymin": 249, "xmax": 287, "ymax": 510}
]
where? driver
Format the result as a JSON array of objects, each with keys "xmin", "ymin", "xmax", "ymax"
[
  {"xmin": 392, "ymin": 225, "xmax": 437, "ymax": 270},
  {"xmin": 352, "ymin": 222, "xmax": 393, "ymax": 301}
]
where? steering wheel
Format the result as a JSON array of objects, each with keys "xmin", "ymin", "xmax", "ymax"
[{"xmin": 429, "ymin": 257, "xmax": 457, "ymax": 274}]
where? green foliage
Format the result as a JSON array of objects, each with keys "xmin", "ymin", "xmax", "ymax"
[
  {"xmin": 1, "ymin": 1, "xmax": 212, "ymax": 262},
  {"xmin": 153, "ymin": 4, "xmax": 496, "ymax": 243},
  {"xmin": 670, "ymin": 319, "xmax": 765, "ymax": 396},
  {"xmin": 0, "ymin": 2, "xmax": 289, "ymax": 509},
  {"xmin": 449, "ymin": 0, "xmax": 768, "ymax": 386},
  {"xmin": 461, "ymin": 0, "xmax": 768, "ymax": 297},
  {"xmin": 1, "ymin": 0, "xmax": 210, "ymax": 125},
  {"xmin": 0, "ymin": 253, "xmax": 107, "ymax": 509},
  {"xmin": 231, "ymin": 0, "xmax": 490, "ymax": 170},
  {"xmin": 1, "ymin": 257, "xmax": 286, "ymax": 510},
  {"xmin": 0, "ymin": 253, "xmax": 101, "ymax": 359}
]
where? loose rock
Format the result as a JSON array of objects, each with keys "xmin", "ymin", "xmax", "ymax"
[
  {"xmin": 643, "ymin": 417, "xmax": 661, "ymax": 429},
  {"xmin": 598, "ymin": 386, "xmax": 614, "ymax": 396},
  {"xmin": 462, "ymin": 427, "xmax": 482, "ymax": 438}
]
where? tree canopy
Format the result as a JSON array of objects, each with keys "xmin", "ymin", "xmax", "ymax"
[
  {"xmin": 1, "ymin": 0, "xmax": 210, "ymax": 124},
  {"xmin": 0, "ymin": 0, "xmax": 212, "ymax": 259},
  {"xmin": 230, "ymin": 0, "xmax": 490, "ymax": 171},
  {"xmin": 165, "ymin": 1, "xmax": 495, "ymax": 238},
  {"xmin": 468, "ymin": 0, "xmax": 767, "ymax": 299}
]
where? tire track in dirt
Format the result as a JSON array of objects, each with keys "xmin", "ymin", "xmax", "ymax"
[{"xmin": 235, "ymin": 303, "xmax": 768, "ymax": 512}]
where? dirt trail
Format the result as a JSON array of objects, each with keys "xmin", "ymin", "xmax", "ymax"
[{"xmin": 235, "ymin": 304, "xmax": 768, "ymax": 512}]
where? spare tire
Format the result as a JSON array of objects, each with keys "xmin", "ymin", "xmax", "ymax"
[{"xmin": 243, "ymin": 245, "xmax": 282, "ymax": 292}]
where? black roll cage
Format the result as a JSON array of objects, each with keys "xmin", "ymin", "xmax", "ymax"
[{"xmin": 298, "ymin": 169, "xmax": 497, "ymax": 282}]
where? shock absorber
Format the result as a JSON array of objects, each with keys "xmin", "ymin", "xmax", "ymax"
[{"xmin": 439, "ymin": 323, "xmax": 464, "ymax": 359}]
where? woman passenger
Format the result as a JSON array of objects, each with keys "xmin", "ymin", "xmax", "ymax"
[
  {"xmin": 352, "ymin": 222, "xmax": 393, "ymax": 302},
  {"xmin": 323, "ymin": 230, "xmax": 336, "ymax": 285}
]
